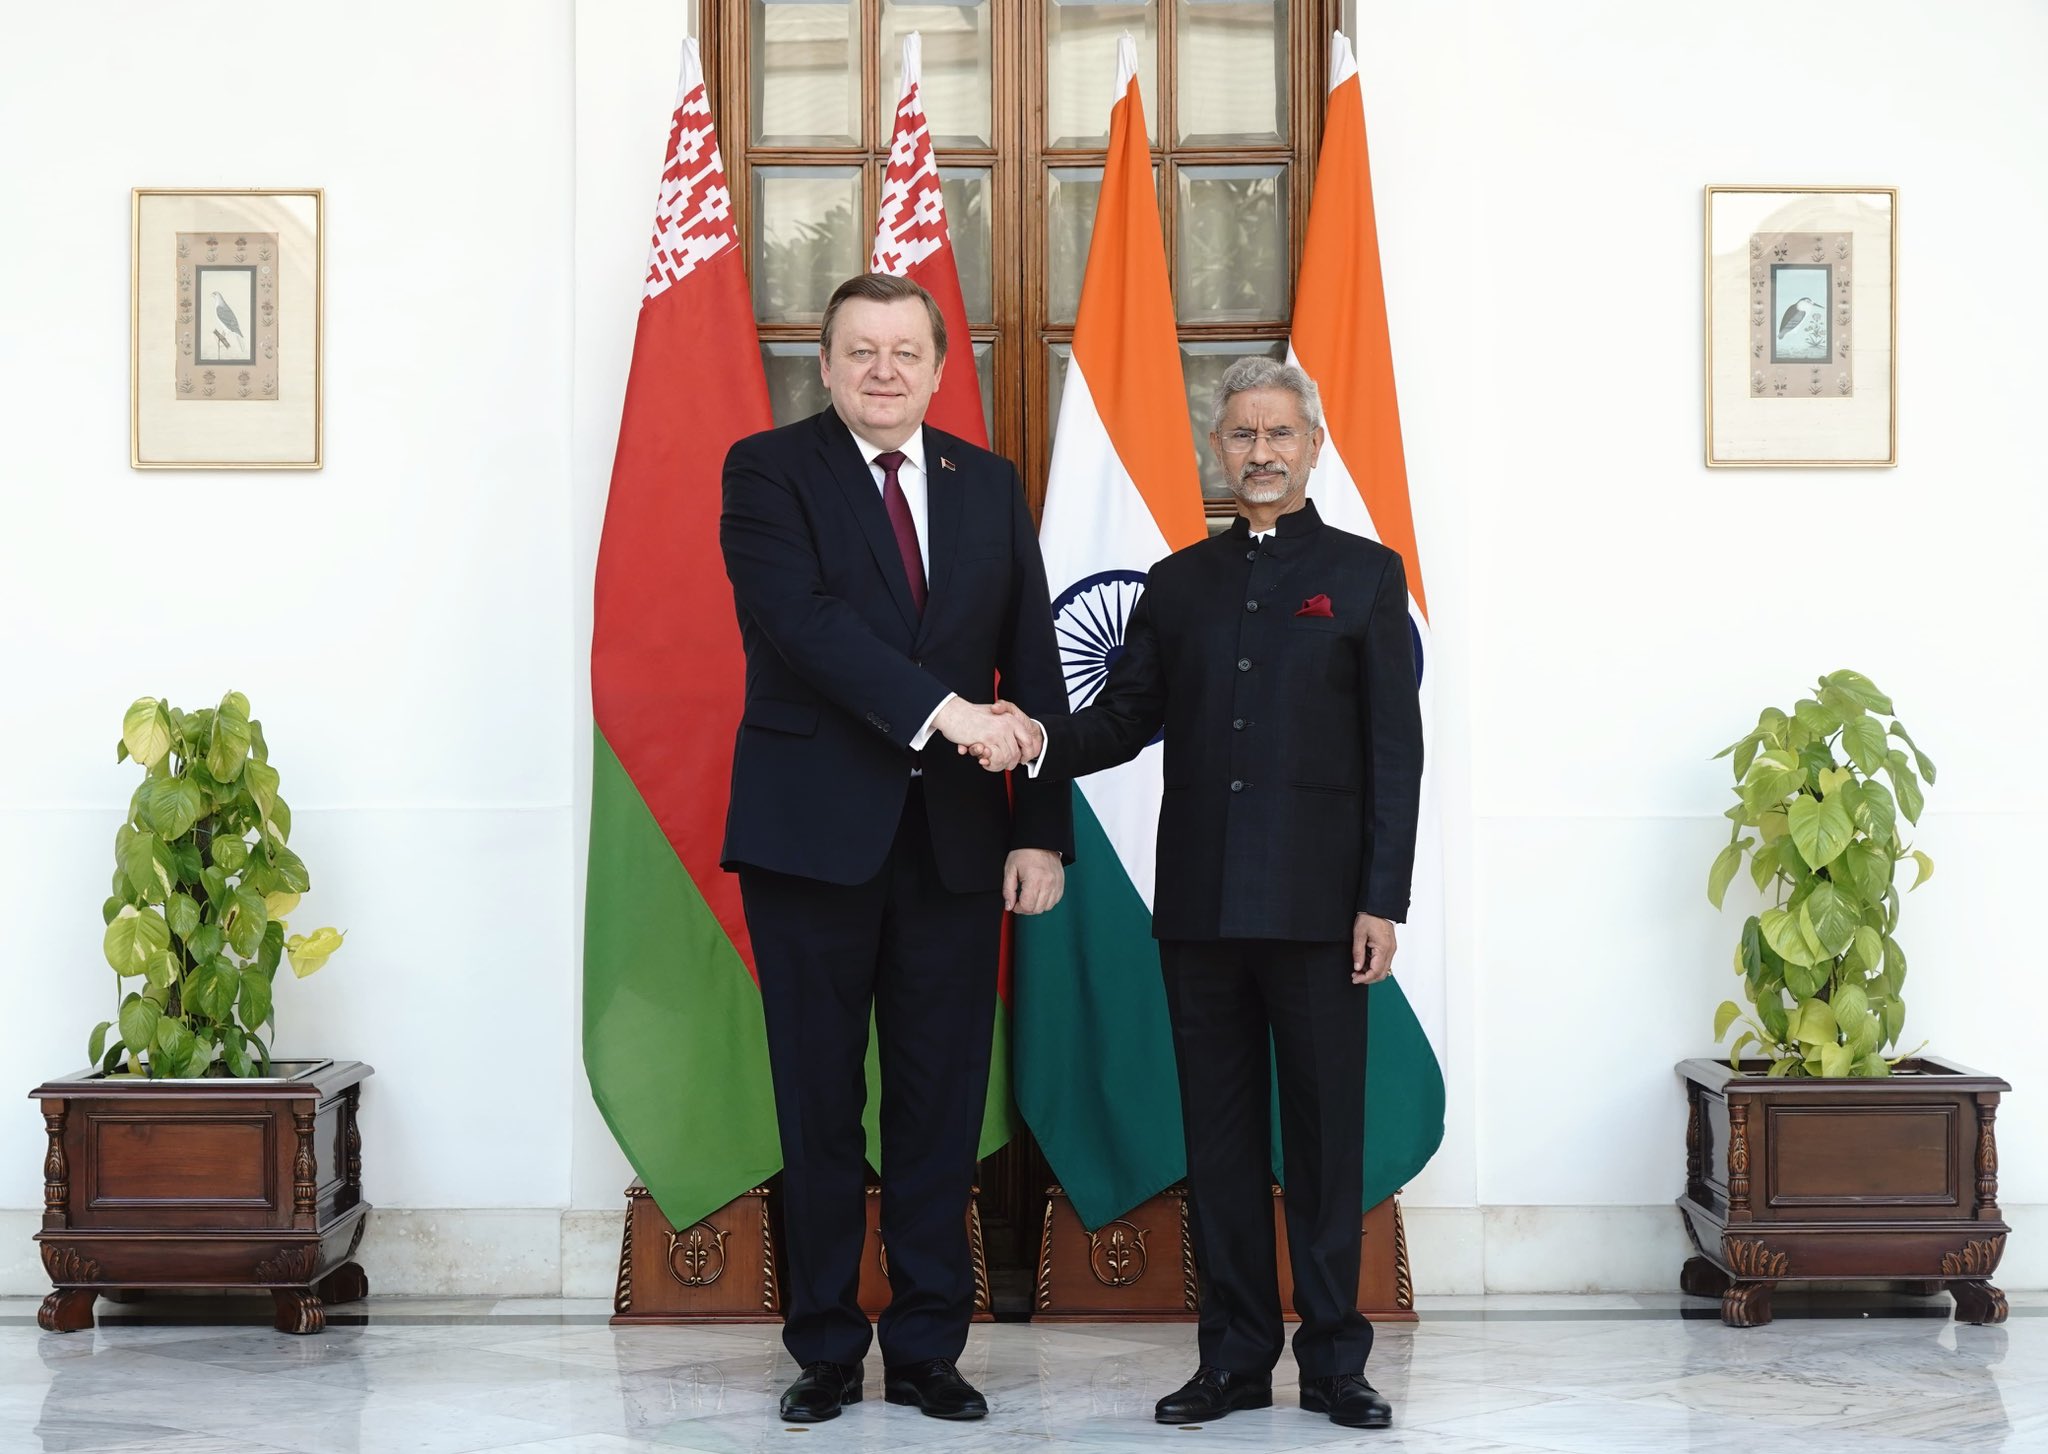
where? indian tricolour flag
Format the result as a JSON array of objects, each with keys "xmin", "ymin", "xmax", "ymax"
[
  {"xmin": 584, "ymin": 40, "xmax": 780, "ymax": 1231},
  {"xmin": 1013, "ymin": 35, "xmax": 1209, "ymax": 1232},
  {"xmin": 1293, "ymin": 30, "xmax": 1447, "ymax": 1200}
]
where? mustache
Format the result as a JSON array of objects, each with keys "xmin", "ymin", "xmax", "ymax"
[{"xmin": 1236, "ymin": 460, "xmax": 1291, "ymax": 488}]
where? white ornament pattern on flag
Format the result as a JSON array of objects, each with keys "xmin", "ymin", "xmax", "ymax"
[
  {"xmin": 643, "ymin": 82, "xmax": 736, "ymax": 303},
  {"xmin": 870, "ymin": 84, "xmax": 948, "ymax": 275}
]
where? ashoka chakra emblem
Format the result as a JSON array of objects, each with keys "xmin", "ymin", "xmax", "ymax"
[{"xmin": 1051, "ymin": 571, "xmax": 1159, "ymax": 744}]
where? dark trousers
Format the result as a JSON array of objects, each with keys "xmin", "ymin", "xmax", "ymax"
[
  {"xmin": 1160, "ymin": 938, "xmax": 1373, "ymax": 1379},
  {"xmin": 737, "ymin": 786, "xmax": 1002, "ymax": 1369}
]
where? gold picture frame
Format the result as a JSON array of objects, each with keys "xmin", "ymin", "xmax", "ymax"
[
  {"xmin": 1704, "ymin": 185, "xmax": 1896, "ymax": 468},
  {"xmin": 131, "ymin": 188, "xmax": 323, "ymax": 469}
]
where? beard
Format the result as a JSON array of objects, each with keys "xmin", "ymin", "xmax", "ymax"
[{"xmin": 1230, "ymin": 459, "xmax": 1293, "ymax": 505}]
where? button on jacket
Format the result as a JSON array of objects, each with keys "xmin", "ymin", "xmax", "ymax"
[{"xmin": 1044, "ymin": 501, "xmax": 1423, "ymax": 941}]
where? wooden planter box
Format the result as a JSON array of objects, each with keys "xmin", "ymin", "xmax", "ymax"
[
  {"xmin": 1034, "ymin": 1184, "xmax": 1415, "ymax": 1322},
  {"xmin": 1677, "ymin": 1056, "xmax": 2010, "ymax": 1327},
  {"xmin": 30, "ymin": 1059, "xmax": 372, "ymax": 1335}
]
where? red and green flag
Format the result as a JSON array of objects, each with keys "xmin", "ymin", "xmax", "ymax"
[{"xmin": 585, "ymin": 39, "xmax": 779, "ymax": 1230}]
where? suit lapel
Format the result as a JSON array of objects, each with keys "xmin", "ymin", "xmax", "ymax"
[
  {"xmin": 814, "ymin": 409, "xmax": 920, "ymax": 634},
  {"xmin": 917, "ymin": 427, "xmax": 964, "ymax": 644}
]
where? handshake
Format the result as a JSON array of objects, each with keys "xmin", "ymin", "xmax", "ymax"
[{"xmin": 935, "ymin": 697, "xmax": 1044, "ymax": 773}]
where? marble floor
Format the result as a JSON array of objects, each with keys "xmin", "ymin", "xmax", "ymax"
[{"xmin": 2, "ymin": 1292, "xmax": 2042, "ymax": 1453}]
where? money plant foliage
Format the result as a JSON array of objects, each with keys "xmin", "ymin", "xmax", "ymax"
[
  {"xmin": 1708, "ymin": 670, "xmax": 1934, "ymax": 1078},
  {"xmin": 94, "ymin": 693, "xmax": 344, "ymax": 1077}
]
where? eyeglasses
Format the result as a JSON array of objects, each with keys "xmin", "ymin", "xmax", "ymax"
[{"xmin": 1216, "ymin": 428, "xmax": 1307, "ymax": 453}]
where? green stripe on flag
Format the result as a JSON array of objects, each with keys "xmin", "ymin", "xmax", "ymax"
[
  {"xmin": 584, "ymin": 731, "xmax": 781, "ymax": 1226},
  {"xmin": 1014, "ymin": 789, "xmax": 1184, "ymax": 1231}
]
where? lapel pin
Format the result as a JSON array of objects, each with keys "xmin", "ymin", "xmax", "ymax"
[{"xmin": 940, "ymin": 456, "xmax": 956, "ymax": 472}]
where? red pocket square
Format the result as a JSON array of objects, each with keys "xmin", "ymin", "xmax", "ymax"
[{"xmin": 1296, "ymin": 594, "xmax": 1334, "ymax": 618}]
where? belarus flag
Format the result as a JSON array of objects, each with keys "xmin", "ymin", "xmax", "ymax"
[
  {"xmin": 585, "ymin": 39, "xmax": 780, "ymax": 1230},
  {"xmin": 1293, "ymin": 31, "xmax": 1447, "ymax": 1203},
  {"xmin": 1014, "ymin": 35, "xmax": 1209, "ymax": 1231}
]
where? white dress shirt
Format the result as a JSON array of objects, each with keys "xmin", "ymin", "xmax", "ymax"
[{"xmin": 847, "ymin": 426, "xmax": 1043, "ymax": 777}]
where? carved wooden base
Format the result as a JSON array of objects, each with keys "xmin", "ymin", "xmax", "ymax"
[
  {"xmin": 1679, "ymin": 1255, "xmax": 1732, "ymax": 1299},
  {"xmin": 316, "ymin": 1261, "xmax": 369, "ymax": 1305},
  {"xmin": 272, "ymin": 1287, "xmax": 326, "ymax": 1335},
  {"xmin": 1950, "ymin": 1280, "xmax": 2008, "ymax": 1325},
  {"xmin": 1035, "ymin": 1185, "xmax": 1414, "ymax": 1322},
  {"xmin": 37, "ymin": 1288, "xmax": 95, "ymax": 1333},
  {"xmin": 1721, "ymin": 1281, "xmax": 1775, "ymax": 1328},
  {"xmin": 611, "ymin": 1183, "xmax": 780, "ymax": 1324}
]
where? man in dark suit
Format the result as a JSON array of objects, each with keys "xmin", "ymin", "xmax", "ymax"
[
  {"xmin": 983, "ymin": 357, "xmax": 1423, "ymax": 1431},
  {"xmin": 719, "ymin": 274, "xmax": 1072, "ymax": 1423}
]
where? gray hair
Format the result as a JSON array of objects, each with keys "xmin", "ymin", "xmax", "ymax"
[{"xmin": 1210, "ymin": 356, "xmax": 1323, "ymax": 434}]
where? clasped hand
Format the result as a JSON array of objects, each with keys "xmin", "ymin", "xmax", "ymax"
[{"xmin": 935, "ymin": 697, "xmax": 1042, "ymax": 773}]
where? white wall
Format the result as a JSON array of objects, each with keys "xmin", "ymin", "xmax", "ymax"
[
  {"xmin": 3, "ymin": 0, "xmax": 2045, "ymax": 1294},
  {"xmin": 0, "ymin": 0, "xmax": 578, "ymax": 1230}
]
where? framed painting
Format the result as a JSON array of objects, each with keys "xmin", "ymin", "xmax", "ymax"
[
  {"xmin": 131, "ymin": 188, "xmax": 323, "ymax": 469},
  {"xmin": 1704, "ymin": 186, "xmax": 1896, "ymax": 467}
]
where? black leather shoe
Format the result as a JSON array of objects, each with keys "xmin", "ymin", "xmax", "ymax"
[
  {"xmin": 1300, "ymin": 1374, "xmax": 1392, "ymax": 1429},
  {"xmin": 780, "ymin": 1362, "xmax": 863, "ymax": 1423},
  {"xmin": 883, "ymin": 1358, "xmax": 988, "ymax": 1420},
  {"xmin": 1154, "ymin": 1368, "xmax": 1274, "ymax": 1425}
]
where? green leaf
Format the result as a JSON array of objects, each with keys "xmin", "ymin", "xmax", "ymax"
[
  {"xmin": 145, "ymin": 777, "xmax": 205, "ymax": 842},
  {"xmin": 206, "ymin": 706, "xmax": 252, "ymax": 782},
  {"xmin": 1762, "ymin": 906, "xmax": 1820, "ymax": 966},
  {"xmin": 1855, "ymin": 1053, "xmax": 1892, "ymax": 1077},
  {"xmin": 1849, "ymin": 925, "xmax": 1884, "ymax": 975},
  {"xmin": 1742, "ymin": 762, "xmax": 1807, "ymax": 813},
  {"xmin": 200, "ymin": 865, "xmax": 230, "ymax": 912},
  {"xmin": 1739, "ymin": 917, "xmax": 1763, "ymax": 978},
  {"xmin": 1849, "ymin": 1010, "xmax": 1881, "ymax": 1058},
  {"xmin": 1792, "ymin": 999, "xmax": 1838, "ymax": 1046},
  {"xmin": 1832, "ymin": 982, "xmax": 1870, "ymax": 1035},
  {"xmin": 103, "ymin": 908, "xmax": 171, "ymax": 976},
  {"xmin": 1909, "ymin": 850, "xmax": 1934, "ymax": 890},
  {"xmin": 1823, "ymin": 670, "xmax": 1894, "ymax": 714},
  {"xmin": 1886, "ymin": 751, "xmax": 1925, "ymax": 825},
  {"xmin": 187, "ymin": 921, "xmax": 224, "ymax": 963},
  {"xmin": 118, "ymin": 995, "xmax": 162, "ymax": 1063},
  {"xmin": 1800, "ymin": 881, "xmax": 1859, "ymax": 959},
  {"xmin": 1756, "ymin": 993, "xmax": 1790, "ymax": 1043},
  {"xmin": 139, "ymin": 950, "xmax": 178, "ymax": 993},
  {"xmin": 285, "ymin": 927, "xmax": 344, "ymax": 979},
  {"xmin": 1714, "ymin": 1000, "xmax": 1743, "ymax": 1041},
  {"xmin": 1820, "ymin": 1041, "xmax": 1854, "ymax": 1077},
  {"xmin": 1848, "ymin": 779, "xmax": 1897, "ymax": 848},
  {"xmin": 1889, "ymin": 721, "xmax": 1937, "ymax": 784},
  {"xmin": 115, "ymin": 825, "xmax": 169, "ymax": 903},
  {"xmin": 1785, "ymin": 959, "xmax": 1824, "ymax": 999},
  {"xmin": 242, "ymin": 758, "xmax": 280, "ymax": 823},
  {"xmin": 1881, "ymin": 935, "xmax": 1909, "ymax": 996},
  {"xmin": 257, "ymin": 919, "xmax": 285, "ymax": 976},
  {"xmin": 1748, "ymin": 841, "xmax": 1782, "ymax": 892},
  {"xmin": 226, "ymin": 886, "xmax": 269, "ymax": 959},
  {"xmin": 1835, "ymin": 841, "xmax": 1891, "ymax": 906},
  {"xmin": 1840, "ymin": 715, "xmax": 1887, "ymax": 776},
  {"xmin": 211, "ymin": 833, "xmax": 249, "ymax": 875},
  {"xmin": 168, "ymin": 838, "xmax": 204, "ymax": 886},
  {"xmin": 1817, "ymin": 765, "xmax": 1853, "ymax": 796},
  {"xmin": 192, "ymin": 958, "xmax": 240, "ymax": 1021},
  {"xmin": 88, "ymin": 1021, "xmax": 111, "ymax": 1066},
  {"xmin": 221, "ymin": 1027, "xmax": 256, "ymax": 1078},
  {"xmin": 165, "ymin": 892, "xmax": 201, "ymax": 941},
  {"xmin": 1794, "ymin": 698, "xmax": 1839, "ymax": 736},
  {"xmin": 238, "ymin": 965, "xmax": 274, "ymax": 1030},
  {"xmin": 154, "ymin": 1016, "xmax": 195, "ymax": 1066},
  {"xmin": 121, "ymin": 698, "xmax": 173, "ymax": 767},
  {"xmin": 1787, "ymin": 794, "xmax": 1855, "ymax": 870},
  {"xmin": 1708, "ymin": 843, "xmax": 1744, "ymax": 909},
  {"xmin": 269, "ymin": 844, "xmax": 311, "ymax": 894},
  {"xmin": 1883, "ymin": 996, "xmax": 1906, "ymax": 1047}
]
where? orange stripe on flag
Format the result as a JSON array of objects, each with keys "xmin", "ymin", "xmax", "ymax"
[
  {"xmin": 1071, "ymin": 76, "xmax": 1206, "ymax": 553},
  {"xmin": 1293, "ymin": 71, "xmax": 1428, "ymax": 619}
]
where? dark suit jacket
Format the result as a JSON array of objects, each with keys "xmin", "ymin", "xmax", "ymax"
[
  {"xmin": 1046, "ymin": 501, "xmax": 1422, "ymax": 941},
  {"xmin": 719, "ymin": 406, "xmax": 1072, "ymax": 892}
]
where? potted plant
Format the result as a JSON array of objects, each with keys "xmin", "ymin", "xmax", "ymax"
[
  {"xmin": 1677, "ymin": 670, "xmax": 2007, "ymax": 1327},
  {"xmin": 32, "ymin": 693, "xmax": 372, "ymax": 1335}
]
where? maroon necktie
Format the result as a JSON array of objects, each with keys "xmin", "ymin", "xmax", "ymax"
[{"xmin": 874, "ymin": 450, "xmax": 927, "ymax": 615}]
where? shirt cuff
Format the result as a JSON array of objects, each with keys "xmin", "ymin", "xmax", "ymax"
[
  {"xmin": 1022, "ymin": 718, "xmax": 1048, "ymax": 778},
  {"xmin": 909, "ymin": 693, "xmax": 956, "ymax": 752}
]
